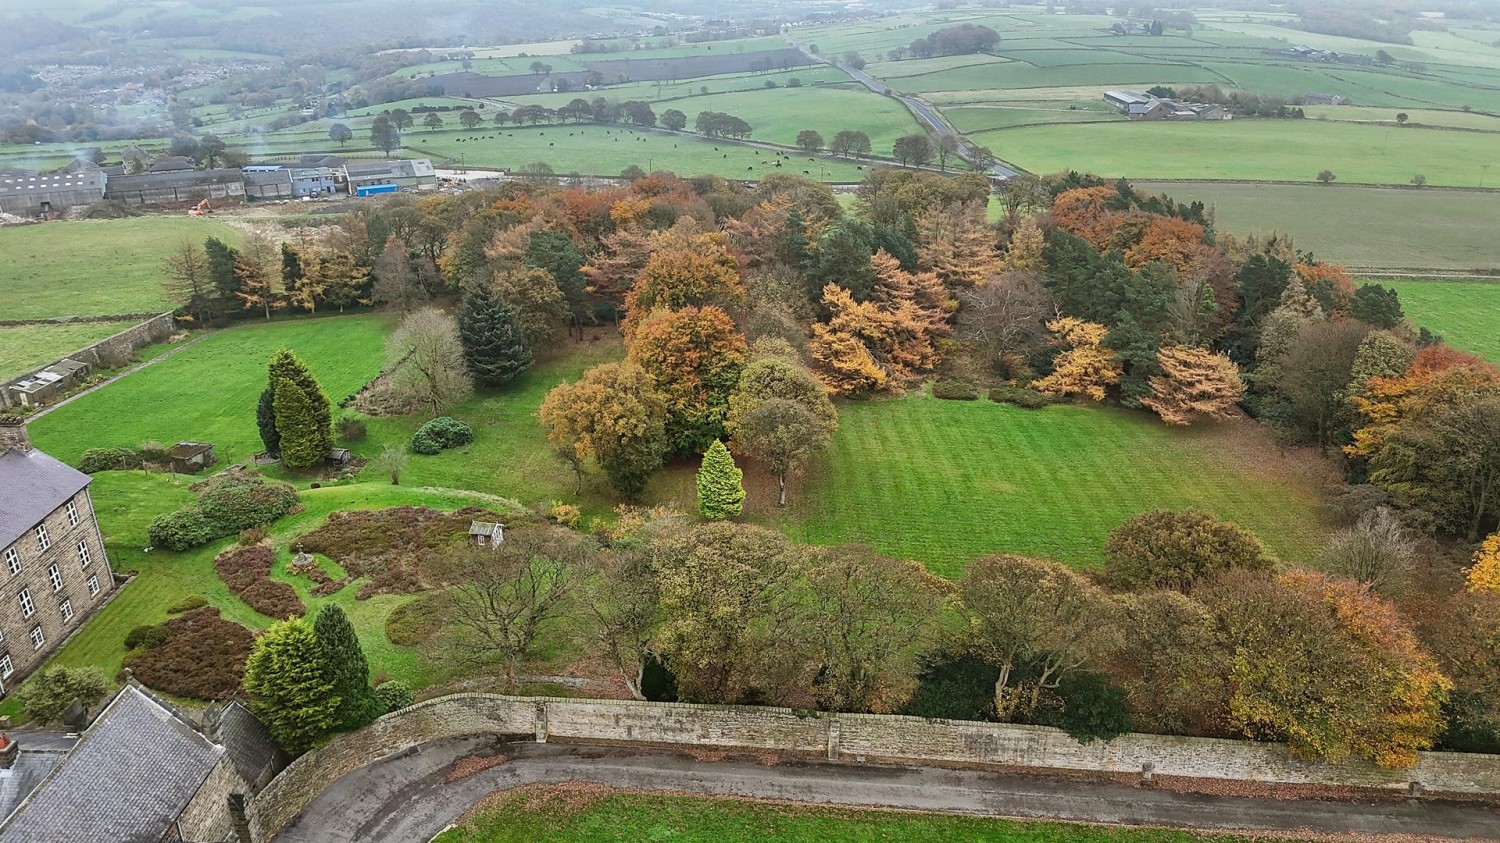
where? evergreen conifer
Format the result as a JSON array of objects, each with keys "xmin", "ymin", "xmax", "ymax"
[
  {"xmin": 458, "ymin": 286, "xmax": 534, "ymax": 386},
  {"xmin": 313, "ymin": 604, "xmax": 382, "ymax": 731},
  {"xmin": 243, "ymin": 618, "xmax": 338, "ymax": 753},
  {"xmin": 696, "ymin": 439, "xmax": 745, "ymax": 519}
]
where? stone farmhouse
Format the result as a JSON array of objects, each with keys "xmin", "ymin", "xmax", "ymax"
[
  {"xmin": 1103, "ymin": 90, "xmax": 1229, "ymax": 121},
  {"xmin": 0, "ymin": 682, "xmax": 284, "ymax": 842},
  {"xmin": 0, "ymin": 419, "xmax": 115, "ymax": 696}
]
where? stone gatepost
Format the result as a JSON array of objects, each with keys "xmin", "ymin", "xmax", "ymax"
[
  {"xmin": 534, "ymin": 702, "xmax": 549, "ymax": 743},
  {"xmin": 826, "ymin": 717, "xmax": 841, "ymax": 761}
]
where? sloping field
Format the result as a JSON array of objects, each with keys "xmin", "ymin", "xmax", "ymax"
[{"xmin": 1376, "ymin": 280, "xmax": 1500, "ymax": 362}]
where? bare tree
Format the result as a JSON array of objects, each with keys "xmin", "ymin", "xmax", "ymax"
[
  {"xmin": 162, "ymin": 239, "xmax": 216, "ymax": 323},
  {"xmin": 956, "ymin": 271, "xmax": 1054, "ymax": 379},
  {"xmin": 387, "ymin": 308, "xmax": 473, "ymax": 417},
  {"xmin": 371, "ymin": 237, "xmax": 430, "ymax": 313},
  {"xmin": 1318, "ymin": 506, "xmax": 1417, "ymax": 597},
  {"xmin": 434, "ymin": 527, "xmax": 592, "ymax": 689}
]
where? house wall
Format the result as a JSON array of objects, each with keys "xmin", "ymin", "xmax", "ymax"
[
  {"xmin": 245, "ymin": 694, "xmax": 1500, "ymax": 842},
  {"xmin": 176, "ymin": 755, "xmax": 251, "ymax": 842},
  {"xmin": 0, "ymin": 486, "xmax": 115, "ymax": 691},
  {"xmin": 0, "ymin": 312, "xmax": 175, "ymax": 410}
]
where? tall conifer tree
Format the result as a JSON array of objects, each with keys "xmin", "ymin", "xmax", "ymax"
[{"xmin": 458, "ymin": 286, "xmax": 534, "ymax": 386}]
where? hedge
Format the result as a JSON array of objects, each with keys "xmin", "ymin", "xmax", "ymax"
[{"xmin": 147, "ymin": 474, "xmax": 300, "ymax": 551}]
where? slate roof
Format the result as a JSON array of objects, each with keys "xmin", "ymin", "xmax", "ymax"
[
  {"xmin": 216, "ymin": 702, "xmax": 285, "ymax": 790},
  {"xmin": 0, "ymin": 747, "xmax": 68, "ymax": 829},
  {"xmin": 105, "ymin": 168, "xmax": 245, "ymax": 191},
  {"xmin": 0, "ymin": 687, "xmax": 222, "ymax": 843},
  {"xmin": 243, "ymin": 169, "xmax": 293, "ymax": 188},
  {"xmin": 0, "ymin": 447, "xmax": 90, "ymax": 549}
]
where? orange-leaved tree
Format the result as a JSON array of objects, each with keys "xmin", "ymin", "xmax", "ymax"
[
  {"xmin": 1033, "ymin": 317, "xmax": 1121, "ymax": 402},
  {"xmin": 622, "ymin": 230, "xmax": 742, "ymax": 336},
  {"xmin": 1140, "ymin": 345, "xmax": 1246, "ymax": 425},
  {"xmin": 1346, "ymin": 343, "xmax": 1500, "ymax": 459},
  {"xmin": 915, "ymin": 200, "xmax": 1001, "ymax": 288},
  {"xmin": 808, "ymin": 250, "xmax": 950, "ymax": 396},
  {"xmin": 625, "ymin": 305, "xmax": 747, "ymax": 454},
  {"xmin": 1049, "ymin": 185, "xmax": 1120, "ymax": 249}
]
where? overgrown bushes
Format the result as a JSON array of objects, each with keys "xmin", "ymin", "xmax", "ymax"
[
  {"xmin": 411, "ymin": 416, "xmax": 474, "ymax": 455},
  {"xmin": 296, "ymin": 506, "xmax": 492, "ymax": 598},
  {"xmin": 931, "ymin": 380, "xmax": 979, "ymax": 400},
  {"xmin": 214, "ymin": 545, "xmax": 305, "ymax": 618},
  {"xmin": 127, "ymin": 607, "xmax": 255, "ymax": 701},
  {"xmin": 78, "ymin": 447, "xmax": 147, "ymax": 473},
  {"xmin": 988, "ymin": 386, "xmax": 1053, "ymax": 409},
  {"xmin": 147, "ymin": 474, "xmax": 300, "ymax": 551},
  {"xmin": 375, "ymin": 680, "xmax": 415, "ymax": 713},
  {"xmin": 124, "ymin": 624, "xmax": 170, "ymax": 650}
]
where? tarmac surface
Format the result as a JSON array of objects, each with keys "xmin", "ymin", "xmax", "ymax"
[{"xmin": 273, "ymin": 737, "xmax": 1500, "ymax": 842}]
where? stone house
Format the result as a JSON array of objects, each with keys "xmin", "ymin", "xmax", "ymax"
[
  {"xmin": 0, "ymin": 420, "xmax": 115, "ymax": 696},
  {"xmin": 0, "ymin": 682, "xmax": 284, "ymax": 842}
]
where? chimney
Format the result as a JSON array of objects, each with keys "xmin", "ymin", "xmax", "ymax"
[
  {"xmin": 0, "ymin": 733, "xmax": 18, "ymax": 770},
  {"xmin": 0, "ymin": 417, "xmax": 29, "ymax": 454}
]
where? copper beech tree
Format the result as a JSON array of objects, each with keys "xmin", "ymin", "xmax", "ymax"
[
  {"xmin": 1140, "ymin": 345, "xmax": 1246, "ymax": 425},
  {"xmin": 1033, "ymin": 317, "xmax": 1121, "ymax": 401}
]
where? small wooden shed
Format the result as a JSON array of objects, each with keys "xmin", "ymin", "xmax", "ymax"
[
  {"xmin": 468, "ymin": 520, "xmax": 505, "ymax": 547},
  {"xmin": 167, "ymin": 441, "xmax": 215, "ymax": 474}
]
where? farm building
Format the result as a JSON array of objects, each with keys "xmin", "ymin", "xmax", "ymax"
[
  {"xmin": 242, "ymin": 166, "xmax": 295, "ymax": 200},
  {"xmin": 1303, "ymin": 92, "xmax": 1349, "ymax": 106},
  {"xmin": 0, "ymin": 166, "xmax": 106, "ymax": 217},
  {"xmin": 1105, "ymin": 90, "xmax": 1228, "ymax": 121},
  {"xmin": 343, "ymin": 159, "xmax": 437, "ymax": 195},
  {"xmin": 291, "ymin": 167, "xmax": 338, "ymax": 197},
  {"xmin": 469, "ymin": 520, "xmax": 505, "ymax": 547},
  {"xmin": 167, "ymin": 442, "xmax": 216, "ymax": 473},
  {"xmin": 103, "ymin": 167, "xmax": 246, "ymax": 206}
]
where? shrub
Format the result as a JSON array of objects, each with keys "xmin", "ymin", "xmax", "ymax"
[
  {"xmin": 214, "ymin": 545, "xmax": 305, "ymax": 619},
  {"xmin": 297, "ymin": 506, "xmax": 492, "ymax": 598},
  {"xmin": 988, "ymin": 386, "xmax": 1052, "ymax": 409},
  {"xmin": 336, "ymin": 416, "xmax": 368, "ymax": 442},
  {"xmin": 127, "ymin": 607, "xmax": 255, "ymax": 701},
  {"xmin": 411, "ymin": 416, "xmax": 474, "ymax": 455},
  {"xmin": 932, "ymin": 379, "xmax": 979, "ymax": 400},
  {"xmin": 375, "ymin": 680, "xmax": 415, "ymax": 713},
  {"xmin": 124, "ymin": 624, "xmax": 170, "ymax": 650},
  {"xmin": 1104, "ymin": 509, "xmax": 1272, "ymax": 592},
  {"xmin": 239, "ymin": 525, "xmax": 269, "ymax": 546},
  {"xmin": 148, "ymin": 474, "xmax": 300, "ymax": 551},
  {"xmin": 385, "ymin": 594, "xmax": 448, "ymax": 646},
  {"xmin": 166, "ymin": 594, "xmax": 208, "ymax": 614},
  {"xmin": 1053, "ymin": 674, "xmax": 1133, "ymax": 744},
  {"xmin": 548, "ymin": 501, "xmax": 582, "ymax": 528},
  {"xmin": 15, "ymin": 667, "xmax": 109, "ymax": 725},
  {"xmin": 78, "ymin": 447, "xmax": 145, "ymax": 473}
]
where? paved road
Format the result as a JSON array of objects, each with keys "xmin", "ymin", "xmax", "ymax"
[
  {"xmin": 274, "ymin": 738, "xmax": 1500, "ymax": 842},
  {"xmin": 785, "ymin": 40, "xmax": 1020, "ymax": 180}
]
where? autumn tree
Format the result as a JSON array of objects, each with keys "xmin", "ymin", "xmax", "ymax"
[
  {"xmin": 579, "ymin": 547, "xmax": 660, "ymax": 700},
  {"xmin": 1033, "ymin": 318, "xmax": 1121, "ymax": 401},
  {"xmin": 1468, "ymin": 532, "xmax": 1500, "ymax": 593},
  {"xmin": 1140, "ymin": 346, "xmax": 1245, "ymax": 425},
  {"xmin": 1201, "ymin": 571, "xmax": 1449, "ymax": 767},
  {"xmin": 650, "ymin": 523, "xmax": 814, "ymax": 705},
  {"xmin": 371, "ymin": 238, "xmax": 431, "ymax": 312},
  {"xmin": 1104, "ymin": 509, "xmax": 1272, "ymax": 593},
  {"xmin": 805, "ymin": 546, "xmax": 947, "ymax": 713},
  {"xmin": 1109, "ymin": 590, "xmax": 1228, "ymax": 736},
  {"xmin": 1319, "ymin": 507, "xmax": 1417, "ymax": 598},
  {"xmin": 386, "ymin": 308, "xmax": 473, "ymax": 417},
  {"xmin": 538, "ymin": 362, "xmax": 669, "ymax": 497},
  {"xmin": 1412, "ymin": 590, "xmax": 1500, "ymax": 751},
  {"xmin": 163, "ymin": 239, "xmax": 217, "ymax": 323},
  {"xmin": 725, "ymin": 357, "xmax": 838, "ymax": 505},
  {"xmin": 808, "ymin": 251, "xmax": 950, "ymax": 396},
  {"xmin": 494, "ymin": 266, "xmax": 569, "ymax": 350},
  {"xmin": 623, "ymin": 230, "xmax": 742, "ymax": 333},
  {"xmin": 1264, "ymin": 318, "xmax": 1370, "ymax": 449},
  {"xmin": 956, "ymin": 272, "xmax": 1053, "ymax": 379},
  {"xmin": 626, "ymin": 305, "xmax": 747, "ymax": 453},
  {"xmin": 696, "ymin": 440, "xmax": 745, "ymax": 520},
  {"xmin": 958, "ymin": 555, "xmax": 1120, "ymax": 721},
  {"xmin": 915, "ymin": 201, "xmax": 1001, "ymax": 288},
  {"xmin": 433, "ymin": 527, "xmax": 590, "ymax": 689},
  {"xmin": 1373, "ymin": 391, "xmax": 1500, "ymax": 540},
  {"xmin": 892, "ymin": 133, "xmax": 933, "ymax": 167},
  {"xmin": 1001, "ymin": 218, "xmax": 1046, "ymax": 273}
]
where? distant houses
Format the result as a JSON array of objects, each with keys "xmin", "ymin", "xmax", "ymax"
[
  {"xmin": 1302, "ymin": 92, "xmax": 1349, "ymax": 106},
  {"xmin": 1103, "ymin": 90, "xmax": 1229, "ymax": 121},
  {"xmin": 0, "ymin": 154, "xmax": 437, "ymax": 218}
]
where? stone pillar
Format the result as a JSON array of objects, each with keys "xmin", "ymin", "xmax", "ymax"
[
  {"xmin": 826, "ymin": 717, "xmax": 841, "ymax": 762},
  {"xmin": 534, "ymin": 702, "xmax": 548, "ymax": 743},
  {"xmin": 0, "ymin": 734, "xmax": 18, "ymax": 770},
  {"xmin": 0, "ymin": 418, "xmax": 29, "ymax": 453},
  {"xmin": 1140, "ymin": 761, "xmax": 1155, "ymax": 787}
]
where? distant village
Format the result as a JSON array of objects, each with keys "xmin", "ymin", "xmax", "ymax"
[{"xmin": 0, "ymin": 155, "xmax": 438, "ymax": 219}]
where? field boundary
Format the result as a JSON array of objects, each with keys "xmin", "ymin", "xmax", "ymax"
[
  {"xmin": 246, "ymin": 693, "xmax": 1500, "ymax": 840},
  {"xmin": 0, "ymin": 312, "xmax": 176, "ymax": 411}
]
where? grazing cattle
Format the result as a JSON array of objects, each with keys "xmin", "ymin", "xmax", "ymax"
[
  {"xmin": 775, "ymin": 161, "xmax": 782, "ymax": 167},
  {"xmin": 548, "ymin": 142, "xmax": 554, "ymax": 146},
  {"xmin": 723, "ymin": 154, "xmax": 727, "ymax": 158},
  {"xmin": 569, "ymin": 133, "xmax": 574, "ymax": 137},
  {"xmin": 803, "ymin": 170, "xmax": 810, "ymax": 174},
  {"xmin": 747, "ymin": 166, "xmax": 754, "ymax": 171},
  {"xmin": 857, "ymin": 165, "xmax": 864, "ymax": 170}
]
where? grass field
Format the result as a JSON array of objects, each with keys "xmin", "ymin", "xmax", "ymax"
[
  {"xmin": 1129, "ymin": 182, "xmax": 1500, "ymax": 272},
  {"xmin": 784, "ymin": 393, "xmax": 1331, "ymax": 577},
  {"xmin": 30, "ymin": 315, "xmax": 388, "ymax": 467},
  {"xmin": 1374, "ymin": 279, "xmax": 1500, "ymax": 362},
  {"xmin": 0, "ymin": 217, "xmax": 242, "ymax": 319},
  {"xmin": 0, "ymin": 319, "xmax": 138, "ymax": 380},
  {"xmin": 437, "ymin": 788, "xmax": 1281, "ymax": 843},
  {"xmin": 978, "ymin": 120, "xmax": 1500, "ymax": 187}
]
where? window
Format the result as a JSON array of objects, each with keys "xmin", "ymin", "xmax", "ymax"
[
  {"xmin": 0, "ymin": 655, "xmax": 11, "ymax": 679},
  {"xmin": 29, "ymin": 626, "xmax": 44, "ymax": 650},
  {"xmin": 78, "ymin": 541, "xmax": 91, "ymax": 568},
  {"xmin": 35, "ymin": 524, "xmax": 49, "ymax": 552},
  {"xmin": 18, "ymin": 589, "xmax": 34, "ymax": 619},
  {"xmin": 3, "ymin": 547, "xmax": 16, "ymax": 576},
  {"xmin": 87, "ymin": 575, "xmax": 99, "ymax": 597},
  {"xmin": 48, "ymin": 564, "xmax": 62, "ymax": 592},
  {"xmin": 65, "ymin": 499, "xmax": 79, "ymax": 527},
  {"xmin": 60, "ymin": 600, "xmax": 73, "ymax": 622}
]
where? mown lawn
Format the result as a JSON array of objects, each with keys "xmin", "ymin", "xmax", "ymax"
[
  {"xmin": 0, "ymin": 319, "xmax": 139, "ymax": 380},
  {"xmin": 1376, "ymin": 279, "xmax": 1500, "ymax": 362},
  {"xmin": 0, "ymin": 217, "xmax": 242, "ymax": 319},
  {"xmin": 30, "ymin": 314, "xmax": 389, "ymax": 468},
  {"xmin": 784, "ymin": 394, "xmax": 1331, "ymax": 578},
  {"xmin": 436, "ymin": 789, "xmax": 1284, "ymax": 843}
]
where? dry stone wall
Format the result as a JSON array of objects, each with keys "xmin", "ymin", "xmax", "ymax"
[
  {"xmin": 249, "ymin": 694, "xmax": 1500, "ymax": 842},
  {"xmin": 1, "ymin": 312, "xmax": 175, "ymax": 409}
]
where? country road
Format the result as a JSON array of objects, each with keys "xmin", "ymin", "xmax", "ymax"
[
  {"xmin": 273, "ymin": 738, "xmax": 1500, "ymax": 842},
  {"xmin": 785, "ymin": 39, "xmax": 1021, "ymax": 180}
]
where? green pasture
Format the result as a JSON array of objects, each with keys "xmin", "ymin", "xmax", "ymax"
[
  {"xmin": 948, "ymin": 104, "xmax": 1122, "ymax": 132},
  {"xmin": 0, "ymin": 217, "xmax": 242, "ymax": 319},
  {"xmin": 437, "ymin": 789, "xmax": 1287, "ymax": 843},
  {"xmin": 1375, "ymin": 279, "xmax": 1500, "ymax": 362},
  {"xmin": 402, "ymin": 125, "xmax": 876, "ymax": 181},
  {"xmin": 982, "ymin": 120, "xmax": 1500, "ymax": 187},
  {"xmin": 1302, "ymin": 105, "xmax": 1500, "ymax": 130},
  {"xmin": 0, "ymin": 320, "xmax": 139, "ymax": 381},
  {"xmin": 30, "ymin": 315, "xmax": 389, "ymax": 467},
  {"xmin": 1129, "ymin": 182, "xmax": 1500, "ymax": 272},
  {"xmin": 785, "ymin": 393, "xmax": 1330, "ymax": 577}
]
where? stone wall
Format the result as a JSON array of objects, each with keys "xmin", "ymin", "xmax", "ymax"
[
  {"xmin": 247, "ymin": 694, "xmax": 1500, "ymax": 842},
  {"xmin": 1, "ymin": 312, "xmax": 175, "ymax": 409},
  {"xmin": 177, "ymin": 755, "xmax": 249, "ymax": 843}
]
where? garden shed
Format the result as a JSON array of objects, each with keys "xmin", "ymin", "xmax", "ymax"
[
  {"xmin": 468, "ymin": 520, "xmax": 505, "ymax": 547},
  {"xmin": 167, "ymin": 441, "xmax": 215, "ymax": 473}
]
